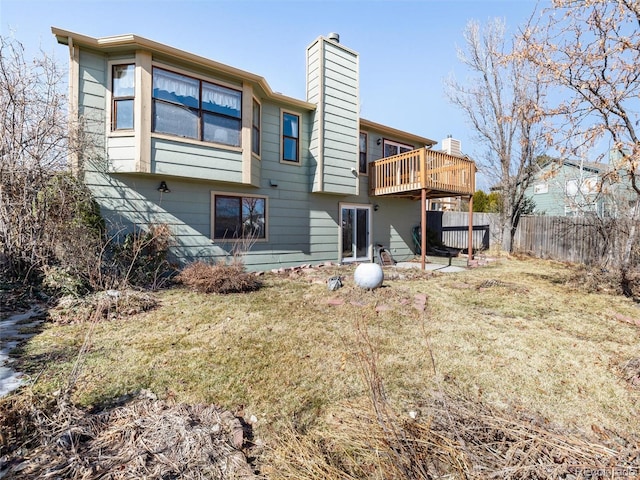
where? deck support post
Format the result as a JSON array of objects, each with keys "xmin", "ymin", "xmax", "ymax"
[
  {"xmin": 467, "ymin": 194, "xmax": 474, "ymax": 266},
  {"xmin": 421, "ymin": 188, "xmax": 426, "ymax": 271}
]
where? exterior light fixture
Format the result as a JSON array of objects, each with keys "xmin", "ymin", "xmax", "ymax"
[{"xmin": 157, "ymin": 181, "xmax": 171, "ymax": 193}]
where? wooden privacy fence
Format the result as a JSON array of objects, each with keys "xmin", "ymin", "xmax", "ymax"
[
  {"xmin": 435, "ymin": 212, "xmax": 638, "ymax": 265},
  {"xmin": 512, "ymin": 215, "xmax": 610, "ymax": 265}
]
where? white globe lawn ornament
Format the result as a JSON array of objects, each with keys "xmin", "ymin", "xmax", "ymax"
[{"xmin": 354, "ymin": 263, "xmax": 384, "ymax": 290}]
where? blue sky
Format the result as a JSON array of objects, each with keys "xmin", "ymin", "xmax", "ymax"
[{"xmin": 1, "ymin": 0, "xmax": 546, "ymax": 189}]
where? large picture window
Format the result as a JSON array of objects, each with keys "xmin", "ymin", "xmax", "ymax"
[
  {"xmin": 213, "ymin": 193, "xmax": 266, "ymax": 240},
  {"xmin": 112, "ymin": 64, "xmax": 135, "ymax": 130},
  {"xmin": 282, "ymin": 111, "xmax": 300, "ymax": 163},
  {"xmin": 152, "ymin": 67, "xmax": 241, "ymax": 147}
]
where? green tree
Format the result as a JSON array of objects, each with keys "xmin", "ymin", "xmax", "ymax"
[{"xmin": 472, "ymin": 190, "xmax": 489, "ymax": 212}]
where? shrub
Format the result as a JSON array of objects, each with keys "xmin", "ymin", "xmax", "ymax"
[
  {"xmin": 176, "ymin": 261, "xmax": 261, "ymax": 294},
  {"xmin": 97, "ymin": 223, "xmax": 176, "ymax": 291}
]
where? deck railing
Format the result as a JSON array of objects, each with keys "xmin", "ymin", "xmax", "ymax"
[{"xmin": 369, "ymin": 147, "xmax": 476, "ymax": 197}]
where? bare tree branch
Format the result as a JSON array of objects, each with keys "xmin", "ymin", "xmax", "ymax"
[{"xmin": 446, "ymin": 18, "xmax": 546, "ymax": 251}]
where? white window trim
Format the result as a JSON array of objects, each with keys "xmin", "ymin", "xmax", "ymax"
[
  {"xmin": 280, "ymin": 108, "xmax": 302, "ymax": 166},
  {"xmin": 210, "ymin": 191, "xmax": 269, "ymax": 243},
  {"xmin": 580, "ymin": 176, "xmax": 599, "ymax": 195},
  {"xmin": 533, "ymin": 183, "xmax": 548, "ymax": 194}
]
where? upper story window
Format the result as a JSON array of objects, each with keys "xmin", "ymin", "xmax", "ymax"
[
  {"xmin": 282, "ymin": 111, "xmax": 300, "ymax": 163},
  {"xmin": 152, "ymin": 67, "xmax": 242, "ymax": 147},
  {"xmin": 112, "ymin": 64, "xmax": 135, "ymax": 130},
  {"xmin": 252, "ymin": 99, "xmax": 261, "ymax": 156},
  {"xmin": 383, "ymin": 139, "xmax": 413, "ymax": 158},
  {"xmin": 534, "ymin": 183, "xmax": 548, "ymax": 194},
  {"xmin": 359, "ymin": 132, "xmax": 368, "ymax": 174}
]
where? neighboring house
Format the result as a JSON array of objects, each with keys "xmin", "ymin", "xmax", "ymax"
[
  {"xmin": 525, "ymin": 159, "xmax": 609, "ymax": 217},
  {"xmin": 53, "ymin": 28, "xmax": 475, "ymax": 271}
]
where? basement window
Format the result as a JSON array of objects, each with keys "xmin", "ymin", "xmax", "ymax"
[{"xmin": 212, "ymin": 193, "xmax": 267, "ymax": 240}]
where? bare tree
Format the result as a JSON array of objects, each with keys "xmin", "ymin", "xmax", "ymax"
[
  {"xmin": 0, "ymin": 36, "xmax": 99, "ymax": 284},
  {"xmin": 521, "ymin": 0, "xmax": 640, "ymax": 276},
  {"xmin": 446, "ymin": 18, "xmax": 546, "ymax": 252}
]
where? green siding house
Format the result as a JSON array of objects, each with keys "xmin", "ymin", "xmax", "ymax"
[
  {"xmin": 525, "ymin": 159, "xmax": 609, "ymax": 217},
  {"xmin": 54, "ymin": 28, "xmax": 475, "ymax": 271}
]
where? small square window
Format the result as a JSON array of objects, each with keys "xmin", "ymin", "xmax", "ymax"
[{"xmin": 213, "ymin": 193, "xmax": 266, "ymax": 240}]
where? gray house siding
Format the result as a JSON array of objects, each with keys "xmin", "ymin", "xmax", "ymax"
[
  {"xmin": 107, "ymin": 136, "xmax": 136, "ymax": 172},
  {"xmin": 151, "ymin": 138, "xmax": 243, "ymax": 183},
  {"xmin": 78, "ymin": 50, "xmax": 107, "ymax": 149},
  {"xmin": 306, "ymin": 37, "xmax": 359, "ymax": 195},
  {"xmin": 64, "ymin": 31, "xmax": 431, "ymax": 271}
]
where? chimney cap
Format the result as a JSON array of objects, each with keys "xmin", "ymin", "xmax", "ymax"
[{"xmin": 327, "ymin": 32, "xmax": 340, "ymax": 43}]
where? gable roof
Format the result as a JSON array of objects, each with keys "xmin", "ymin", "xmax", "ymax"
[
  {"xmin": 52, "ymin": 27, "xmax": 316, "ymax": 111},
  {"xmin": 52, "ymin": 27, "xmax": 437, "ymax": 147}
]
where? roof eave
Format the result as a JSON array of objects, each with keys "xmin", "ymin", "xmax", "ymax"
[
  {"xmin": 52, "ymin": 26, "xmax": 316, "ymax": 111},
  {"xmin": 359, "ymin": 117, "xmax": 436, "ymax": 147}
]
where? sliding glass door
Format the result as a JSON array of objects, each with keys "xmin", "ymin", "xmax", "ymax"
[{"xmin": 340, "ymin": 204, "xmax": 372, "ymax": 263}]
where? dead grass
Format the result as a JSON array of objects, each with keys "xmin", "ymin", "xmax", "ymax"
[{"xmin": 5, "ymin": 257, "xmax": 640, "ymax": 477}]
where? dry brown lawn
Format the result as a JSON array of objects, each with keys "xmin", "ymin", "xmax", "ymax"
[{"xmin": 8, "ymin": 256, "xmax": 640, "ymax": 477}]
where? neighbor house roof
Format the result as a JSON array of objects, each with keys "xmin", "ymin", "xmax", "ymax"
[{"xmin": 539, "ymin": 158, "xmax": 608, "ymax": 174}]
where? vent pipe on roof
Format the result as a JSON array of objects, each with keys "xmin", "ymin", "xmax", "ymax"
[{"xmin": 328, "ymin": 32, "xmax": 340, "ymax": 43}]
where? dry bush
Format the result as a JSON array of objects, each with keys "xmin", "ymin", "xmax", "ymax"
[
  {"xmin": 176, "ymin": 261, "xmax": 261, "ymax": 294},
  {"xmin": 565, "ymin": 264, "xmax": 640, "ymax": 298},
  {"xmin": 96, "ymin": 223, "xmax": 176, "ymax": 291}
]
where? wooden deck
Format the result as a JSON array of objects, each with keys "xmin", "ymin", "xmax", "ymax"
[{"xmin": 369, "ymin": 147, "xmax": 476, "ymax": 198}]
